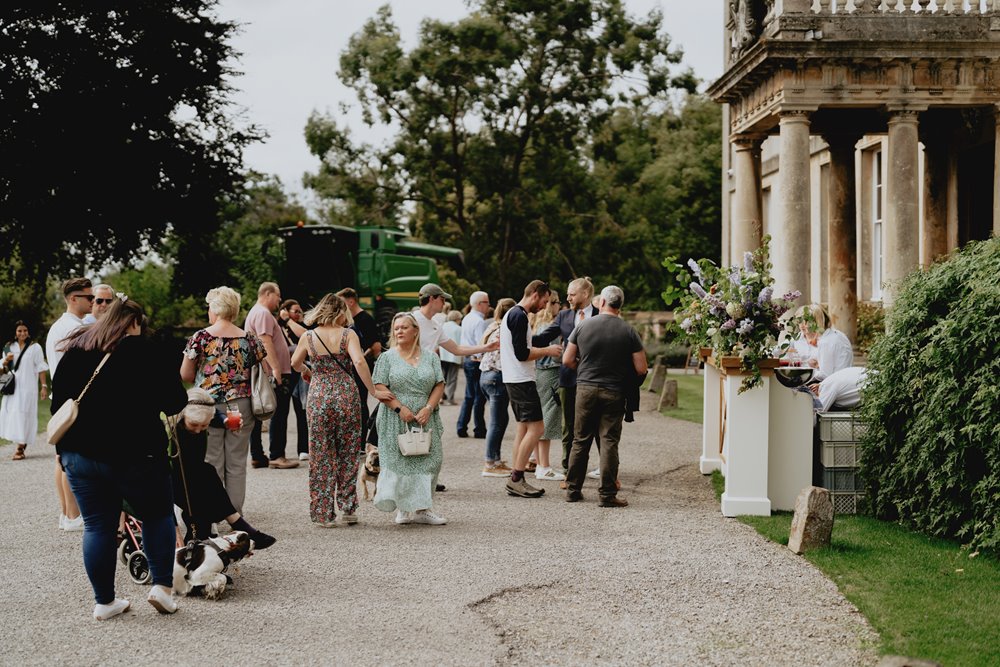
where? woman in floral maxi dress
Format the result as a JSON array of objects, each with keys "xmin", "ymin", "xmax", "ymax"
[
  {"xmin": 372, "ymin": 312, "xmax": 447, "ymax": 526},
  {"xmin": 291, "ymin": 294, "xmax": 379, "ymax": 527}
]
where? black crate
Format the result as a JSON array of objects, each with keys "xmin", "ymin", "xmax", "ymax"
[{"xmin": 822, "ymin": 466, "xmax": 861, "ymax": 492}]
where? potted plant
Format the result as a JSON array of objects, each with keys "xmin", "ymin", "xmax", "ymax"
[{"xmin": 665, "ymin": 236, "xmax": 802, "ymax": 392}]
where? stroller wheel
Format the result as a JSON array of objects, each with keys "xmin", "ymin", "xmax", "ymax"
[
  {"xmin": 127, "ymin": 550, "xmax": 151, "ymax": 585},
  {"xmin": 118, "ymin": 536, "xmax": 137, "ymax": 565}
]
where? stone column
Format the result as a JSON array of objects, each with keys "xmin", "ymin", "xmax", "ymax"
[
  {"xmin": 823, "ymin": 132, "xmax": 861, "ymax": 345},
  {"xmin": 730, "ymin": 133, "xmax": 765, "ymax": 259},
  {"xmin": 884, "ymin": 109, "xmax": 921, "ymax": 308},
  {"xmin": 994, "ymin": 107, "xmax": 1000, "ymax": 238},
  {"xmin": 774, "ymin": 111, "xmax": 812, "ymax": 302},
  {"xmin": 922, "ymin": 134, "xmax": 949, "ymax": 266}
]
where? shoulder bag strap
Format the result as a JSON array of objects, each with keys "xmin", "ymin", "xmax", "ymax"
[
  {"xmin": 12, "ymin": 343, "xmax": 28, "ymax": 372},
  {"xmin": 75, "ymin": 352, "xmax": 112, "ymax": 402},
  {"xmin": 314, "ymin": 330, "xmax": 354, "ymax": 375}
]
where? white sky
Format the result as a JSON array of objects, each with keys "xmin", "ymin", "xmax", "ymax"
[{"xmin": 216, "ymin": 0, "xmax": 724, "ymax": 204}]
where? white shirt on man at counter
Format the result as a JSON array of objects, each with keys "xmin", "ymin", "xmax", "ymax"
[{"xmin": 818, "ymin": 366, "xmax": 869, "ymax": 412}]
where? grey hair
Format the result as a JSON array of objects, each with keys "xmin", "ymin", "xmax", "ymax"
[
  {"xmin": 93, "ymin": 283, "xmax": 114, "ymax": 295},
  {"xmin": 181, "ymin": 387, "xmax": 216, "ymax": 424},
  {"xmin": 600, "ymin": 285, "xmax": 624, "ymax": 310}
]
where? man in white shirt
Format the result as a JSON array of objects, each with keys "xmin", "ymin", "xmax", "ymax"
[
  {"xmin": 456, "ymin": 290, "xmax": 491, "ymax": 438},
  {"xmin": 413, "ymin": 284, "xmax": 496, "ymax": 359},
  {"xmin": 814, "ymin": 366, "xmax": 869, "ymax": 413},
  {"xmin": 46, "ymin": 277, "xmax": 93, "ymax": 532}
]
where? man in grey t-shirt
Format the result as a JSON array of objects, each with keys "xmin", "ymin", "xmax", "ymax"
[{"xmin": 562, "ymin": 285, "xmax": 647, "ymax": 508}]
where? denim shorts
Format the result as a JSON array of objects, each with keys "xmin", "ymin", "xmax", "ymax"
[{"xmin": 505, "ymin": 381, "xmax": 543, "ymax": 423}]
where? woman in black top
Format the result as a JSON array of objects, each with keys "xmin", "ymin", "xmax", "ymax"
[{"xmin": 53, "ymin": 296, "xmax": 187, "ymax": 620}]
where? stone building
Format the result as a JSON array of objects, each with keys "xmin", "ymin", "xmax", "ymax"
[{"xmin": 708, "ymin": 0, "xmax": 1000, "ymax": 342}]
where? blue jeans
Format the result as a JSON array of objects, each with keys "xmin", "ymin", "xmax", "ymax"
[
  {"xmin": 457, "ymin": 360, "xmax": 487, "ymax": 437},
  {"xmin": 480, "ymin": 370, "xmax": 509, "ymax": 462},
  {"xmin": 61, "ymin": 451, "xmax": 176, "ymax": 603}
]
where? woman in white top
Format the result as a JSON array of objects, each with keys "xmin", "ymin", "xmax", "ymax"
[
  {"xmin": 0, "ymin": 321, "xmax": 49, "ymax": 460},
  {"xmin": 798, "ymin": 304, "xmax": 853, "ymax": 382}
]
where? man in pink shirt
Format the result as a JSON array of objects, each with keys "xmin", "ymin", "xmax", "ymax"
[{"xmin": 245, "ymin": 282, "xmax": 298, "ymax": 469}]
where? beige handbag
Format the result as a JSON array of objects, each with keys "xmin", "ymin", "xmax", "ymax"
[
  {"xmin": 251, "ymin": 362, "xmax": 277, "ymax": 420},
  {"xmin": 48, "ymin": 352, "xmax": 111, "ymax": 445},
  {"xmin": 397, "ymin": 423, "xmax": 431, "ymax": 457}
]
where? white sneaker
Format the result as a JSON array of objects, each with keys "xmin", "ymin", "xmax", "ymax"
[
  {"xmin": 59, "ymin": 514, "xmax": 67, "ymax": 530},
  {"xmin": 394, "ymin": 510, "xmax": 412, "ymax": 525},
  {"xmin": 587, "ymin": 469, "xmax": 600, "ymax": 479},
  {"xmin": 410, "ymin": 509, "xmax": 447, "ymax": 525},
  {"xmin": 534, "ymin": 467, "xmax": 566, "ymax": 482},
  {"xmin": 93, "ymin": 598, "xmax": 130, "ymax": 621},
  {"xmin": 298, "ymin": 452, "xmax": 309, "ymax": 461},
  {"xmin": 147, "ymin": 585, "xmax": 178, "ymax": 614},
  {"xmin": 63, "ymin": 515, "xmax": 84, "ymax": 532}
]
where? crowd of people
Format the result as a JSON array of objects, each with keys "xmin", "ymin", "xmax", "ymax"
[{"xmin": 1, "ymin": 274, "xmax": 652, "ymax": 621}]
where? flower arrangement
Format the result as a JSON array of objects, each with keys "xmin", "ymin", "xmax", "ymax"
[{"xmin": 664, "ymin": 236, "xmax": 802, "ymax": 392}]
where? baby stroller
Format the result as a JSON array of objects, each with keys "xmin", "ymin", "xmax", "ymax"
[{"xmin": 116, "ymin": 508, "xmax": 152, "ymax": 585}]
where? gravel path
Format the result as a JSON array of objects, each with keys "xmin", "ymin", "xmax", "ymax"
[{"xmin": 0, "ymin": 388, "xmax": 877, "ymax": 666}]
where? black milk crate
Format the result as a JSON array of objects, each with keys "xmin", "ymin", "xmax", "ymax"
[
  {"xmin": 830, "ymin": 491, "xmax": 864, "ymax": 515},
  {"xmin": 821, "ymin": 465, "xmax": 861, "ymax": 492},
  {"xmin": 817, "ymin": 411, "xmax": 867, "ymax": 443},
  {"xmin": 821, "ymin": 440, "xmax": 859, "ymax": 467}
]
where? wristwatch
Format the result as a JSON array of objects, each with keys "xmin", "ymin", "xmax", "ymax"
[{"xmin": 393, "ymin": 406, "xmax": 401, "ymax": 414}]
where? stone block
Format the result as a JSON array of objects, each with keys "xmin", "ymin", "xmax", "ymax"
[
  {"xmin": 787, "ymin": 486, "xmax": 834, "ymax": 554},
  {"xmin": 647, "ymin": 357, "xmax": 666, "ymax": 393},
  {"xmin": 658, "ymin": 379, "xmax": 678, "ymax": 411}
]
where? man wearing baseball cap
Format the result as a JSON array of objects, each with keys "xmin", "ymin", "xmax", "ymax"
[{"xmin": 414, "ymin": 283, "xmax": 497, "ymax": 360}]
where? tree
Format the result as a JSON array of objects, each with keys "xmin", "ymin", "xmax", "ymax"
[
  {"xmin": 0, "ymin": 2, "xmax": 260, "ymax": 297},
  {"xmin": 307, "ymin": 0, "xmax": 697, "ymax": 297}
]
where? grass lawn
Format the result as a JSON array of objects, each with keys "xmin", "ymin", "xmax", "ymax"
[
  {"xmin": 711, "ymin": 472, "xmax": 1000, "ymax": 666},
  {"xmin": 645, "ymin": 369, "xmax": 704, "ymax": 424}
]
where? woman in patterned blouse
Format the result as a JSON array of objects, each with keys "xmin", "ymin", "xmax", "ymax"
[{"xmin": 180, "ymin": 286, "xmax": 265, "ymax": 514}]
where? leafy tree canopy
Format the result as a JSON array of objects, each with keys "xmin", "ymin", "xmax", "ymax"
[
  {"xmin": 0, "ymin": 1, "xmax": 260, "ymax": 295},
  {"xmin": 306, "ymin": 0, "xmax": 711, "ymax": 305}
]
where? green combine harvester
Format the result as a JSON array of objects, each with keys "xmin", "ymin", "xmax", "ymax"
[{"xmin": 279, "ymin": 223, "xmax": 464, "ymax": 341}]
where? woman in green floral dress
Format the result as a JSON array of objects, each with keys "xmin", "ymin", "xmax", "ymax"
[{"xmin": 372, "ymin": 312, "xmax": 447, "ymax": 525}]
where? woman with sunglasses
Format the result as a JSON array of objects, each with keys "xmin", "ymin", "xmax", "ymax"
[{"xmin": 54, "ymin": 295, "xmax": 188, "ymax": 620}]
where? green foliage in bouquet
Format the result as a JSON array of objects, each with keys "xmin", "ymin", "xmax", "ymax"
[
  {"xmin": 664, "ymin": 236, "xmax": 802, "ymax": 392},
  {"xmin": 859, "ymin": 238, "xmax": 1000, "ymax": 554}
]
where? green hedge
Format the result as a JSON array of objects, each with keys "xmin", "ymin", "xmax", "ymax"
[{"xmin": 860, "ymin": 238, "xmax": 1000, "ymax": 554}]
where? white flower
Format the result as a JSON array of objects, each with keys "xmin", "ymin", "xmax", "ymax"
[
  {"xmin": 706, "ymin": 327, "xmax": 718, "ymax": 337},
  {"xmin": 183, "ymin": 348, "xmax": 198, "ymax": 360},
  {"xmin": 726, "ymin": 302, "xmax": 746, "ymax": 320}
]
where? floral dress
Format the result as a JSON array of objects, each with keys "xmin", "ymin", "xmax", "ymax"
[
  {"xmin": 305, "ymin": 330, "xmax": 363, "ymax": 523},
  {"xmin": 372, "ymin": 349, "xmax": 444, "ymax": 514},
  {"xmin": 183, "ymin": 330, "xmax": 266, "ymax": 404}
]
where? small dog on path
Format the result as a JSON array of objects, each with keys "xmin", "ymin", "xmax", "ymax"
[
  {"xmin": 173, "ymin": 531, "xmax": 254, "ymax": 600},
  {"xmin": 359, "ymin": 447, "xmax": 380, "ymax": 501}
]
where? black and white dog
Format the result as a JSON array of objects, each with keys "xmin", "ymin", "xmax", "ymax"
[{"xmin": 173, "ymin": 531, "xmax": 254, "ymax": 600}]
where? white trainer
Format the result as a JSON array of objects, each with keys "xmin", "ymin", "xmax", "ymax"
[
  {"xmin": 59, "ymin": 514, "xmax": 67, "ymax": 530},
  {"xmin": 298, "ymin": 452, "xmax": 309, "ymax": 461},
  {"xmin": 587, "ymin": 469, "xmax": 600, "ymax": 479},
  {"xmin": 63, "ymin": 515, "xmax": 84, "ymax": 532},
  {"xmin": 394, "ymin": 510, "xmax": 412, "ymax": 525},
  {"xmin": 410, "ymin": 509, "xmax": 447, "ymax": 525},
  {"xmin": 534, "ymin": 467, "xmax": 566, "ymax": 482},
  {"xmin": 93, "ymin": 598, "xmax": 130, "ymax": 621},
  {"xmin": 147, "ymin": 585, "xmax": 178, "ymax": 614}
]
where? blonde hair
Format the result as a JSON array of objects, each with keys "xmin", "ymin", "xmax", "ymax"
[
  {"xmin": 532, "ymin": 291, "xmax": 559, "ymax": 330},
  {"xmin": 482, "ymin": 298, "xmax": 516, "ymax": 343},
  {"xmin": 569, "ymin": 276, "xmax": 594, "ymax": 300},
  {"xmin": 304, "ymin": 293, "xmax": 354, "ymax": 328},
  {"xmin": 180, "ymin": 387, "xmax": 216, "ymax": 425},
  {"xmin": 447, "ymin": 310, "xmax": 462, "ymax": 323},
  {"xmin": 389, "ymin": 312, "xmax": 421, "ymax": 349},
  {"xmin": 206, "ymin": 286, "xmax": 241, "ymax": 321},
  {"xmin": 796, "ymin": 303, "xmax": 829, "ymax": 333}
]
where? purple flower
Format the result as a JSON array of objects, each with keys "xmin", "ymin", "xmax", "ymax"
[
  {"xmin": 729, "ymin": 268, "xmax": 741, "ymax": 286},
  {"xmin": 757, "ymin": 286, "xmax": 773, "ymax": 304},
  {"xmin": 680, "ymin": 317, "xmax": 693, "ymax": 332},
  {"xmin": 737, "ymin": 318, "xmax": 754, "ymax": 336},
  {"xmin": 690, "ymin": 282, "xmax": 708, "ymax": 299},
  {"xmin": 687, "ymin": 258, "xmax": 702, "ymax": 281},
  {"xmin": 782, "ymin": 290, "xmax": 802, "ymax": 302},
  {"xmin": 744, "ymin": 251, "xmax": 754, "ymax": 273},
  {"xmin": 721, "ymin": 319, "xmax": 737, "ymax": 331}
]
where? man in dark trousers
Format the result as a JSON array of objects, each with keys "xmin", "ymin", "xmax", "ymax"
[
  {"xmin": 337, "ymin": 288, "xmax": 381, "ymax": 442},
  {"xmin": 562, "ymin": 285, "xmax": 647, "ymax": 508},
  {"xmin": 532, "ymin": 277, "xmax": 599, "ymax": 482}
]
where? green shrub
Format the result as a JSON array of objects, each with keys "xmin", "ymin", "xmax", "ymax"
[
  {"xmin": 855, "ymin": 301, "xmax": 885, "ymax": 354},
  {"xmin": 859, "ymin": 238, "xmax": 1000, "ymax": 554}
]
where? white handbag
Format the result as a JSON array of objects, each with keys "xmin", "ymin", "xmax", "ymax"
[
  {"xmin": 397, "ymin": 423, "xmax": 431, "ymax": 457},
  {"xmin": 251, "ymin": 363, "xmax": 277, "ymax": 420},
  {"xmin": 48, "ymin": 352, "xmax": 111, "ymax": 445}
]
